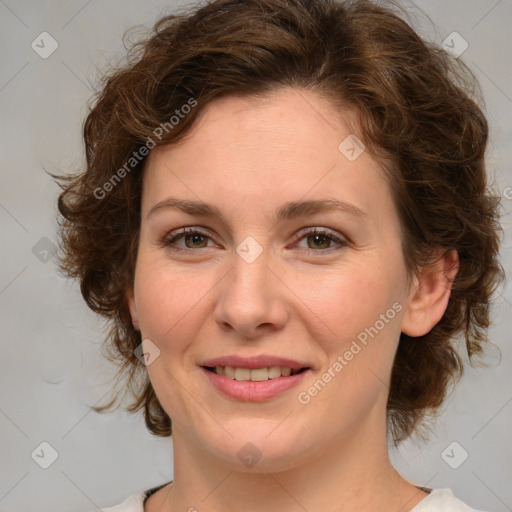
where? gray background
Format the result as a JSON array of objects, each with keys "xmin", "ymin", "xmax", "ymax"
[{"xmin": 0, "ymin": 1, "xmax": 511, "ymax": 511}]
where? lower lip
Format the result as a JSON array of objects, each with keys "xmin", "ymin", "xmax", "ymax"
[{"xmin": 201, "ymin": 367, "xmax": 310, "ymax": 401}]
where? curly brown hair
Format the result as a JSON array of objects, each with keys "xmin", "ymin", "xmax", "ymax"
[{"xmin": 54, "ymin": 0, "xmax": 504, "ymax": 447}]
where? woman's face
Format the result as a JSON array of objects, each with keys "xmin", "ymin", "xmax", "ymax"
[{"xmin": 128, "ymin": 87, "xmax": 415, "ymax": 470}]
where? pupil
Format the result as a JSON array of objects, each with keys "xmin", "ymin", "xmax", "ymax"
[
  {"xmin": 186, "ymin": 234, "xmax": 205, "ymax": 248},
  {"xmin": 311, "ymin": 234, "xmax": 328, "ymax": 248}
]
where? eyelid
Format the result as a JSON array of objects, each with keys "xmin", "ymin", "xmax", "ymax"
[
  {"xmin": 293, "ymin": 227, "xmax": 349, "ymax": 251},
  {"xmin": 159, "ymin": 225, "xmax": 349, "ymax": 252},
  {"xmin": 158, "ymin": 226, "xmax": 216, "ymax": 249},
  {"xmin": 294, "ymin": 226, "xmax": 347, "ymax": 242}
]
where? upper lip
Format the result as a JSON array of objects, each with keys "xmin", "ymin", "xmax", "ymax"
[{"xmin": 200, "ymin": 355, "xmax": 310, "ymax": 371}]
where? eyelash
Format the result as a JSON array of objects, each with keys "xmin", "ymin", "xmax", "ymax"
[{"xmin": 160, "ymin": 226, "xmax": 348, "ymax": 254}]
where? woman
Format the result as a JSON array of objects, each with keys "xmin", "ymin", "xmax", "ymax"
[{"xmin": 55, "ymin": 0, "xmax": 504, "ymax": 510}]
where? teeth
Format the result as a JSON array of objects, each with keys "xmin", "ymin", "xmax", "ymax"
[
  {"xmin": 280, "ymin": 367, "xmax": 291, "ymax": 377},
  {"xmin": 268, "ymin": 366, "xmax": 282, "ymax": 379},
  {"xmin": 235, "ymin": 367, "xmax": 251, "ymax": 381},
  {"xmin": 213, "ymin": 365, "xmax": 302, "ymax": 381}
]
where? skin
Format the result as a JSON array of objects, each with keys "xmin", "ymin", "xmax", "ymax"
[{"xmin": 126, "ymin": 87, "xmax": 459, "ymax": 512}]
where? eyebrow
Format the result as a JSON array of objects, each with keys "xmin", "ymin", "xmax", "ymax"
[{"xmin": 146, "ymin": 197, "xmax": 367, "ymax": 223}]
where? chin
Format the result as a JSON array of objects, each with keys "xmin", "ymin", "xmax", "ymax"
[{"xmin": 199, "ymin": 427, "xmax": 309, "ymax": 473}]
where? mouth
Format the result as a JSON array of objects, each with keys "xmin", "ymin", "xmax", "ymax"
[
  {"xmin": 202, "ymin": 365, "xmax": 309, "ymax": 381},
  {"xmin": 200, "ymin": 364, "xmax": 311, "ymax": 401}
]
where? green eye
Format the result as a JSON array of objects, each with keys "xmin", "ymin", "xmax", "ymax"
[
  {"xmin": 294, "ymin": 228, "xmax": 348, "ymax": 252},
  {"xmin": 161, "ymin": 226, "xmax": 348, "ymax": 254},
  {"xmin": 162, "ymin": 228, "xmax": 212, "ymax": 250}
]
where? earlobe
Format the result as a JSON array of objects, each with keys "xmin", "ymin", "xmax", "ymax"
[
  {"xmin": 126, "ymin": 286, "xmax": 140, "ymax": 331},
  {"xmin": 401, "ymin": 249, "xmax": 459, "ymax": 337}
]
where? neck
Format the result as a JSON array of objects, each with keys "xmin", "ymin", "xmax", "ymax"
[{"xmin": 156, "ymin": 411, "xmax": 428, "ymax": 512}]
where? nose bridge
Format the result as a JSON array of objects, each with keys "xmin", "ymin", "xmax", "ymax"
[
  {"xmin": 214, "ymin": 239, "xmax": 287, "ymax": 336},
  {"xmin": 229, "ymin": 238, "xmax": 272, "ymax": 305}
]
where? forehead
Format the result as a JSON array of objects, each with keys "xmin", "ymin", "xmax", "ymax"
[
  {"xmin": 173, "ymin": 88, "xmax": 361, "ymax": 156},
  {"xmin": 142, "ymin": 88, "xmax": 396, "ymax": 226}
]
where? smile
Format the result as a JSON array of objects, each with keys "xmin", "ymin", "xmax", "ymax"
[
  {"xmin": 201, "ymin": 366, "xmax": 311, "ymax": 401},
  {"xmin": 205, "ymin": 365, "xmax": 307, "ymax": 381}
]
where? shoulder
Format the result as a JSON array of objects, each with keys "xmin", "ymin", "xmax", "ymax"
[
  {"xmin": 96, "ymin": 492, "xmax": 146, "ymax": 512},
  {"xmin": 90, "ymin": 485, "xmax": 489, "ymax": 512},
  {"xmin": 412, "ymin": 488, "xmax": 489, "ymax": 512},
  {"xmin": 90, "ymin": 481, "xmax": 171, "ymax": 512}
]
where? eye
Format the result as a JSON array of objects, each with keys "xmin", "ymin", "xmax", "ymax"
[
  {"xmin": 294, "ymin": 228, "xmax": 348, "ymax": 253},
  {"xmin": 160, "ymin": 226, "xmax": 348, "ymax": 253},
  {"xmin": 160, "ymin": 227, "xmax": 214, "ymax": 251}
]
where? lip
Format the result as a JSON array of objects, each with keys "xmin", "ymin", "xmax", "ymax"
[
  {"xmin": 200, "ymin": 355, "xmax": 310, "ymax": 371},
  {"xmin": 201, "ymin": 366, "xmax": 311, "ymax": 401}
]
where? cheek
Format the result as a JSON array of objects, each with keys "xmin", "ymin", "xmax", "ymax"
[
  {"xmin": 133, "ymin": 256, "xmax": 201, "ymax": 345},
  {"xmin": 298, "ymin": 261, "xmax": 404, "ymax": 400},
  {"xmin": 295, "ymin": 260, "xmax": 402, "ymax": 341},
  {"xmin": 298, "ymin": 272, "xmax": 403, "ymax": 421}
]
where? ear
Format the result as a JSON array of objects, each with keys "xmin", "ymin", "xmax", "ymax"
[
  {"xmin": 126, "ymin": 286, "xmax": 140, "ymax": 331},
  {"xmin": 401, "ymin": 249, "xmax": 459, "ymax": 337}
]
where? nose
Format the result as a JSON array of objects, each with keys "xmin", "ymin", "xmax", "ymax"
[{"xmin": 213, "ymin": 248, "xmax": 289, "ymax": 340}]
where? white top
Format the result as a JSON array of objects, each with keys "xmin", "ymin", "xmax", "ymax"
[{"xmin": 96, "ymin": 485, "xmax": 488, "ymax": 512}]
